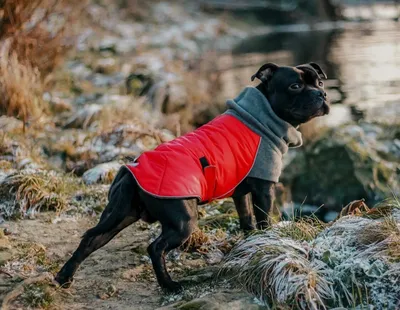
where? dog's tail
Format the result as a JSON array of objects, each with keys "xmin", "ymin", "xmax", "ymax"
[{"xmin": 83, "ymin": 168, "xmax": 140, "ymax": 238}]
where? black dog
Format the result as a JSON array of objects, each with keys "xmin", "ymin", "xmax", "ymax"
[{"xmin": 55, "ymin": 62, "xmax": 329, "ymax": 293}]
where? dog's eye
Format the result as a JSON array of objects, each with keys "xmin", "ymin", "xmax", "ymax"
[
  {"xmin": 318, "ymin": 81, "xmax": 324, "ymax": 87},
  {"xmin": 289, "ymin": 83, "xmax": 302, "ymax": 90}
]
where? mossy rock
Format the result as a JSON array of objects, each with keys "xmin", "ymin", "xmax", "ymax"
[
  {"xmin": 159, "ymin": 291, "xmax": 265, "ymax": 310},
  {"xmin": 282, "ymin": 123, "xmax": 400, "ymax": 211}
]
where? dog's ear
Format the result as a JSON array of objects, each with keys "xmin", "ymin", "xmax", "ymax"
[
  {"xmin": 307, "ymin": 62, "xmax": 327, "ymax": 79},
  {"xmin": 251, "ymin": 63, "xmax": 279, "ymax": 83}
]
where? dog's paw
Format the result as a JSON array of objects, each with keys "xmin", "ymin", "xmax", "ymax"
[
  {"xmin": 162, "ymin": 281, "xmax": 184, "ymax": 294},
  {"xmin": 54, "ymin": 273, "xmax": 74, "ymax": 289}
]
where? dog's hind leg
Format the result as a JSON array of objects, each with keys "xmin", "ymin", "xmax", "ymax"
[
  {"xmin": 55, "ymin": 216, "xmax": 136, "ymax": 287},
  {"xmin": 55, "ymin": 172, "xmax": 139, "ymax": 288},
  {"xmin": 143, "ymin": 196, "xmax": 197, "ymax": 292}
]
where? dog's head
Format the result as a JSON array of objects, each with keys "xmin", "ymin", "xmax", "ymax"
[{"xmin": 251, "ymin": 62, "xmax": 330, "ymax": 126}]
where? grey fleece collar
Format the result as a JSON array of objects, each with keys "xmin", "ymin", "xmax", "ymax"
[{"xmin": 225, "ymin": 87, "xmax": 303, "ymax": 151}]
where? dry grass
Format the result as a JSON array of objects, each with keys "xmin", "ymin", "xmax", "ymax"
[
  {"xmin": 350, "ymin": 198, "xmax": 400, "ymax": 261},
  {"xmin": 357, "ymin": 216, "xmax": 400, "ymax": 262},
  {"xmin": 21, "ymin": 283, "xmax": 54, "ymax": 309},
  {"xmin": 0, "ymin": 0, "xmax": 87, "ymax": 125},
  {"xmin": 220, "ymin": 198, "xmax": 400, "ymax": 309},
  {"xmin": 0, "ymin": 0, "xmax": 85, "ymax": 76},
  {"xmin": 276, "ymin": 218, "xmax": 326, "ymax": 242},
  {"xmin": 96, "ymin": 97, "xmax": 179, "ymax": 141},
  {"xmin": 96, "ymin": 97, "xmax": 149, "ymax": 131},
  {"xmin": 180, "ymin": 228, "xmax": 211, "ymax": 253},
  {"xmin": 1, "ymin": 273, "xmax": 55, "ymax": 310},
  {"xmin": 3, "ymin": 171, "xmax": 83, "ymax": 216},
  {"xmin": 220, "ymin": 232, "xmax": 333, "ymax": 309},
  {"xmin": 94, "ymin": 100, "xmax": 176, "ymax": 149},
  {"xmin": 0, "ymin": 42, "xmax": 46, "ymax": 126}
]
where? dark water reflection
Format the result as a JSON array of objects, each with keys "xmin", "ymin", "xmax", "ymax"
[{"xmin": 225, "ymin": 21, "xmax": 400, "ymax": 127}]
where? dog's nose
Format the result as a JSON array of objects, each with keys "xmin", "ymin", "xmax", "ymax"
[{"xmin": 319, "ymin": 91, "xmax": 326, "ymax": 98}]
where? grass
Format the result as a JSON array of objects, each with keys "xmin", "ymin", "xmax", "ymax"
[
  {"xmin": 2, "ymin": 171, "xmax": 83, "ymax": 217},
  {"xmin": 276, "ymin": 218, "xmax": 326, "ymax": 242},
  {"xmin": 219, "ymin": 197, "xmax": 400, "ymax": 309},
  {"xmin": 0, "ymin": 45, "xmax": 46, "ymax": 127},
  {"xmin": 0, "ymin": 0, "xmax": 85, "ymax": 77},
  {"xmin": 180, "ymin": 228, "xmax": 211, "ymax": 253},
  {"xmin": 95, "ymin": 98, "xmax": 176, "ymax": 145},
  {"xmin": 17, "ymin": 242, "xmax": 60, "ymax": 274},
  {"xmin": 356, "ymin": 198, "xmax": 400, "ymax": 261},
  {"xmin": 21, "ymin": 283, "xmax": 54, "ymax": 309},
  {"xmin": 220, "ymin": 232, "xmax": 333, "ymax": 309},
  {"xmin": 0, "ymin": 0, "xmax": 86, "ymax": 126}
]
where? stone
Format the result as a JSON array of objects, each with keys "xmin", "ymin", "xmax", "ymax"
[
  {"xmin": 17, "ymin": 158, "xmax": 40, "ymax": 170},
  {"xmin": 47, "ymin": 95, "xmax": 73, "ymax": 113},
  {"xmin": 90, "ymin": 73, "xmax": 125, "ymax": 88},
  {"xmin": 281, "ymin": 122, "xmax": 400, "ymax": 211},
  {"xmin": 94, "ymin": 58, "xmax": 118, "ymax": 74},
  {"xmin": 158, "ymin": 291, "xmax": 265, "ymax": 310},
  {"xmin": 0, "ymin": 235, "xmax": 11, "ymax": 250},
  {"xmin": 63, "ymin": 104, "xmax": 103, "ymax": 129},
  {"xmin": 0, "ymin": 116, "xmax": 23, "ymax": 132},
  {"xmin": 0, "ymin": 236, "xmax": 12, "ymax": 266},
  {"xmin": 67, "ymin": 61, "xmax": 92, "ymax": 80},
  {"xmin": 0, "ymin": 250, "xmax": 12, "ymax": 266},
  {"xmin": 82, "ymin": 161, "xmax": 121, "ymax": 185},
  {"xmin": 115, "ymin": 39, "xmax": 137, "ymax": 54}
]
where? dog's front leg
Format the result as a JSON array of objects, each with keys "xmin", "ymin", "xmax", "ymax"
[
  {"xmin": 233, "ymin": 194, "xmax": 255, "ymax": 231},
  {"xmin": 248, "ymin": 178, "xmax": 275, "ymax": 230}
]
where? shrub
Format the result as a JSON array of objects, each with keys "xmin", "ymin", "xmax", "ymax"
[{"xmin": 0, "ymin": 0, "xmax": 86, "ymax": 125}]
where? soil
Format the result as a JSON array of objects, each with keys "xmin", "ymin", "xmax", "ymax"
[{"xmin": 0, "ymin": 214, "xmax": 210, "ymax": 309}]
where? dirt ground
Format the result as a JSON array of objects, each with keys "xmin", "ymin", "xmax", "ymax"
[{"xmin": 0, "ymin": 214, "xmax": 221, "ymax": 309}]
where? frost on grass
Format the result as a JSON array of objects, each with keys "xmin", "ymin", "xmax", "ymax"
[
  {"xmin": 0, "ymin": 169, "xmax": 108, "ymax": 218},
  {"xmin": 220, "ymin": 199, "xmax": 400, "ymax": 310}
]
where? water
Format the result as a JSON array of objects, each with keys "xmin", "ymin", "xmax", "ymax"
[{"xmin": 220, "ymin": 19, "xmax": 400, "ymax": 128}]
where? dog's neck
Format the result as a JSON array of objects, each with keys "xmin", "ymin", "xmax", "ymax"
[{"xmin": 256, "ymin": 83, "xmax": 301, "ymax": 128}]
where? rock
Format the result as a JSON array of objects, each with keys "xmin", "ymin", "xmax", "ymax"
[
  {"xmin": 46, "ymin": 95, "xmax": 73, "ymax": 113},
  {"xmin": 97, "ymin": 36, "xmax": 137, "ymax": 54},
  {"xmin": 82, "ymin": 161, "xmax": 121, "ymax": 185},
  {"xmin": 158, "ymin": 291, "xmax": 264, "ymax": 310},
  {"xmin": 63, "ymin": 104, "xmax": 103, "ymax": 129},
  {"xmin": 281, "ymin": 122, "xmax": 400, "ymax": 211},
  {"xmin": 115, "ymin": 39, "xmax": 137, "ymax": 54},
  {"xmin": 74, "ymin": 93, "xmax": 103, "ymax": 105},
  {"xmin": 132, "ymin": 54, "xmax": 165, "ymax": 73},
  {"xmin": 205, "ymin": 249, "xmax": 224, "ymax": 264},
  {"xmin": 17, "ymin": 158, "xmax": 40, "ymax": 170},
  {"xmin": 90, "ymin": 72, "xmax": 125, "ymax": 88},
  {"xmin": 67, "ymin": 61, "xmax": 92, "ymax": 80},
  {"xmin": 0, "ymin": 235, "xmax": 12, "ymax": 266},
  {"xmin": 97, "ymin": 283, "xmax": 118, "ymax": 300},
  {"xmin": 0, "ymin": 116, "xmax": 23, "ymax": 132},
  {"xmin": 365, "ymin": 101, "xmax": 400, "ymax": 125},
  {"xmin": 126, "ymin": 73, "xmax": 154, "ymax": 96},
  {"xmin": 0, "ymin": 250, "xmax": 12, "ymax": 266},
  {"xmin": 0, "ymin": 235, "xmax": 11, "ymax": 250},
  {"xmin": 94, "ymin": 57, "xmax": 118, "ymax": 74},
  {"xmin": 97, "ymin": 36, "xmax": 119, "ymax": 53}
]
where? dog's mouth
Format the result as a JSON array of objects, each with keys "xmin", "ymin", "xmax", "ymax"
[
  {"xmin": 289, "ymin": 100, "xmax": 330, "ymax": 121},
  {"xmin": 313, "ymin": 102, "xmax": 330, "ymax": 117},
  {"xmin": 321, "ymin": 101, "xmax": 330, "ymax": 115}
]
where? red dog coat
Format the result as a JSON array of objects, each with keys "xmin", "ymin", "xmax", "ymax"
[{"xmin": 125, "ymin": 114, "xmax": 261, "ymax": 203}]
